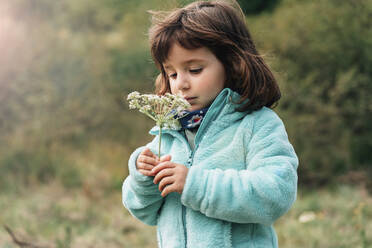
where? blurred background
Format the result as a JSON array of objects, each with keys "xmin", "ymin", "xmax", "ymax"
[{"xmin": 0, "ymin": 0, "xmax": 371, "ymax": 247}]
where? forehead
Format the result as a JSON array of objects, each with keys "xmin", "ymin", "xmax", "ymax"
[{"xmin": 163, "ymin": 43, "xmax": 215, "ymax": 68}]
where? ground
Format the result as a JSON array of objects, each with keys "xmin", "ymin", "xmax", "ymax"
[{"xmin": 1, "ymin": 183, "xmax": 371, "ymax": 248}]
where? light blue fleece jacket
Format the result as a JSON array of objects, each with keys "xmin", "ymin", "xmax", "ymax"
[{"xmin": 122, "ymin": 88, "xmax": 298, "ymax": 248}]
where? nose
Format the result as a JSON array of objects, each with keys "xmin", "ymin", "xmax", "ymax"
[{"xmin": 175, "ymin": 72, "xmax": 190, "ymax": 91}]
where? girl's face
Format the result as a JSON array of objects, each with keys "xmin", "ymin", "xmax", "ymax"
[{"xmin": 163, "ymin": 43, "xmax": 225, "ymax": 111}]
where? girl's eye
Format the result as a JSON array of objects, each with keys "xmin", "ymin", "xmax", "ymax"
[
  {"xmin": 169, "ymin": 73, "xmax": 177, "ymax": 79},
  {"xmin": 190, "ymin": 68, "xmax": 202, "ymax": 74}
]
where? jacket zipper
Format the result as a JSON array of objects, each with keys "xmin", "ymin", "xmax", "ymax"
[
  {"xmin": 161, "ymin": 129, "xmax": 205, "ymax": 248},
  {"xmin": 182, "ymin": 204, "xmax": 187, "ymax": 247}
]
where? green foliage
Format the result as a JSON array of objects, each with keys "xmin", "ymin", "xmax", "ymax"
[
  {"xmin": 0, "ymin": 150, "xmax": 56, "ymax": 186},
  {"xmin": 0, "ymin": 148, "xmax": 82, "ymax": 191},
  {"xmin": 237, "ymin": 0, "xmax": 281, "ymax": 15},
  {"xmin": 275, "ymin": 185, "xmax": 372, "ymax": 247},
  {"xmin": 1, "ymin": 0, "xmax": 371, "ymax": 190},
  {"xmin": 0, "ymin": 0, "xmax": 153, "ymax": 149},
  {"xmin": 110, "ymin": 48, "xmax": 158, "ymax": 92},
  {"xmin": 1, "ymin": 2, "xmax": 372, "ymax": 246},
  {"xmin": 250, "ymin": 0, "xmax": 372, "ymax": 185},
  {"xmin": 60, "ymin": 165, "xmax": 83, "ymax": 189},
  {"xmin": 56, "ymin": 226, "xmax": 72, "ymax": 248}
]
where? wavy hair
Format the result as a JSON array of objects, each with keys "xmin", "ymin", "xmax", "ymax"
[{"xmin": 148, "ymin": 1, "xmax": 280, "ymax": 112}]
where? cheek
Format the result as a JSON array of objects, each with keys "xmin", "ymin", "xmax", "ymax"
[
  {"xmin": 168, "ymin": 81, "xmax": 176, "ymax": 94},
  {"xmin": 204, "ymin": 73, "xmax": 225, "ymax": 94},
  {"xmin": 208, "ymin": 79, "xmax": 224, "ymax": 99},
  {"xmin": 169, "ymin": 82, "xmax": 176, "ymax": 94},
  {"xmin": 217, "ymin": 78, "xmax": 225, "ymax": 92}
]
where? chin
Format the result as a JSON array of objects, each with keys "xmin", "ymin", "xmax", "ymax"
[
  {"xmin": 189, "ymin": 106, "xmax": 199, "ymax": 111},
  {"xmin": 191, "ymin": 106, "xmax": 205, "ymax": 112}
]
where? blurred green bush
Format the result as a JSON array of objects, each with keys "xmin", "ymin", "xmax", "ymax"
[
  {"xmin": 0, "ymin": 148, "xmax": 82, "ymax": 192},
  {"xmin": 250, "ymin": 0, "xmax": 372, "ymax": 185},
  {"xmin": 0, "ymin": 0, "xmax": 371, "ymax": 190},
  {"xmin": 238, "ymin": 0, "xmax": 281, "ymax": 15}
]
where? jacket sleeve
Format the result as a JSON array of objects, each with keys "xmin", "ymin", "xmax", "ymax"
[
  {"xmin": 180, "ymin": 109, "xmax": 298, "ymax": 226},
  {"xmin": 122, "ymin": 137, "xmax": 164, "ymax": 226}
]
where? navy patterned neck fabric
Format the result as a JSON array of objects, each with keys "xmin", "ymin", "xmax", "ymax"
[{"xmin": 178, "ymin": 107, "xmax": 209, "ymax": 130}]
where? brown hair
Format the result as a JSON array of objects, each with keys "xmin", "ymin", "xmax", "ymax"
[{"xmin": 149, "ymin": 1, "xmax": 280, "ymax": 112}]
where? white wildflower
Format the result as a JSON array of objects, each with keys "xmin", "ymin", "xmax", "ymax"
[{"xmin": 126, "ymin": 91, "xmax": 191, "ymax": 157}]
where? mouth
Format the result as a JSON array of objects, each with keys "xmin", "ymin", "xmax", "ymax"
[{"xmin": 184, "ymin": 97, "xmax": 197, "ymax": 103}]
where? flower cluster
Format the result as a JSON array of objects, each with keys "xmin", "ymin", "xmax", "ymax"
[
  {"xmin": 127, "ymin": 91, "xmax": 191, "ymax": 129},
  {"xmin": 127, "ymin": 91, "xmax": 191, "ymax": 158}
]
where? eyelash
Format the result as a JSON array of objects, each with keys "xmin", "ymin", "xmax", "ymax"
[
  {"xmin": 168, "ymin": 68, "xmax": 203, "ymax": 79},
  {"xmin": 190, "ymin": 68, "xmax": 202, "ymax": 74},
  {"xmin": 169, "ymin": 73, "xmax": 177, "ymax": 79}
]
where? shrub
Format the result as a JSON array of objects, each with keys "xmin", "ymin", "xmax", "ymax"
[
  {"xmin": 0, "ymin": 148, "xmax": 82, "ymax": 192},
  {"xmin": 250, "ymin": 0, "xmax": 372, "ymax": 185}
]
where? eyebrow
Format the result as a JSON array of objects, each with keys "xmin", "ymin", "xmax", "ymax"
[{"xmin": 163, "ymin": 59, "xmax": 206, "ymax": 69}]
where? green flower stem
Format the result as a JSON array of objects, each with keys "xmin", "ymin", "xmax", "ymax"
[
  {"xmin": 142, "ymin": 111, "xmax": 157, "ymax": 122},
  {"xmin": 158, "ymin": 125, "xmax": 162, "ymax": 158}
]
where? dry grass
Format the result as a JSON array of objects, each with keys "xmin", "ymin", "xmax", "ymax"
[{"xmin": 1, "ymin": 142, "xmax": 371, "ymax": 247}]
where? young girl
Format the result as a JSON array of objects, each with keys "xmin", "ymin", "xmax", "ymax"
[{"xmin": 122, "ymin": 1, "xmax": 298, "ymax": 247}]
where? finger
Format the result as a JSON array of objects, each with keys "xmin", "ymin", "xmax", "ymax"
[
  {"xmin": 152, "ymin": 161, "xmax": 175, "ymax": 175},
  {"xmin": 160, "ymin": 155, "xmax": 172, "ymax": 162},
  {"xmin": 137, "ymin": 162, "xmax": 155, "ymax": 171},
  {"xmin": 140, "ymin": 149, "xmax": 157, "ymax": 160},
  {"xmin": 161, "ymin": 184, "xmax": 175, "ymax": 197},
  {"xmin": 142, "ymin": 147, "xmax": 158, "ymax": 158},
  {"xmin": 153, "ymin": 168, "xmax": 174, "ymax": 184},
  {"xmin": 158, "ymin": 176, "xmax": 174, "ymax": 192},
  {"xmin": 138, "ymin": 155, "xmax": 158, "ymax": 166},
  {"xmin": 138, "ymin": 169, "xmax": 154, "ymax": 177}
]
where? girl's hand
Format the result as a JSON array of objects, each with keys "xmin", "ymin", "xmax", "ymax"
[
  {"xmin": 152, "ymin": 156, "xmax": 189, "ymax": 197},
  {"xmin": 136, "ymin": 148, "xmax": 160, "ymax": 176}
]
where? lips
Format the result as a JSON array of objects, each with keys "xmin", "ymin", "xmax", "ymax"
[{"xmin": 184, "ymin": 97, "xmax": 197, "ymax": 103}]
